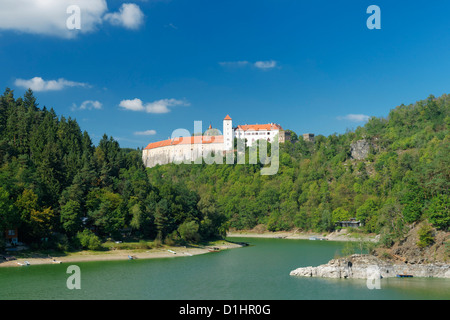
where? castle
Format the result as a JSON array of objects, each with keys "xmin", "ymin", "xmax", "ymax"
[{"xmin": 142, "ymin": 115, "xmax": 290, "ymax": 168}]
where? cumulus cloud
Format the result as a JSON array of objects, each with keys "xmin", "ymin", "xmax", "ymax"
[
  {"xmin": 119, "ymin": 98, "xmax": 190, "ymax": 114},
  {"xmin": 15, "ymin": 77, "xmax": 89, "ymax": 92},
  {"xmin": 134, "ymin": 129, "xmax": 157, "ymax": 136},
  {"xmin": 104, "ymin": 3, "xmax": 144, "ymax": 30},
  {"xmin": 0, "ymin": 0, "xmax": 145, "ymax": 38},
  {"xmin": 71, "ymin": 100, "xmax": 103, "ymax": 111},
  {"xmin": 337, "ymin": 114, "xmax": 371, "ymax": 122}
]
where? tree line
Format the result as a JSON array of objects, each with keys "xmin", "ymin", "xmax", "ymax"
[
  {"xmin": 1, "ymin": 88, "xmax": 448, "ymax": 251},
  {"xmin": 0, "ymin": 88, "xmax": 226, "ymax": 250},
  {"xmin": 147, "ymin": 93, "xmax": 449, "ymax": 247}
]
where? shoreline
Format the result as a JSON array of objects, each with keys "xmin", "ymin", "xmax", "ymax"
[
  {"xmin": 0, "ymin": 240, "xmax": 244, "ymax": 268},
  {"xmin": 226, "ymin": 228, "xmax": 379, "ymax": 242},
  {"xmin": 0, "ymin": 229, "xmax": 378, "ymax": 268},
  {"xmin": 290, "ymin": 254, "xmax": 450, "ymax": 279}
]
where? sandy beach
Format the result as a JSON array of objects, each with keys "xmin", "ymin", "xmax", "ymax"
[
  {"xmin": 227, "ymin": 228, "xmax": 379, "ymax": 242},
  {"xmin": 1, "ymin": 229, "xmax": 378, "ymax": 268},
  {"xmin": 0, "ymin": 241, "xmax": 244, "ymax": 268}
]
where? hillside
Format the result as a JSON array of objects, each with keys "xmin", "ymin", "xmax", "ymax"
[
  {"xmin": 375, "ymin": 221, "xmax": 449, "ymax": 264},
  {"xmin": 0, "ymin": 88, "xmax": 227, "ymax": 252},
  {"xmin": 1, "ymin": 89, "xmax": 449, "ymax": 256}
]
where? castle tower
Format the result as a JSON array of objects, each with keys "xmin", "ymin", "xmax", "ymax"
[{"xmin": 223, "ymin": 115, "xmax": 233, "ymax": 151}]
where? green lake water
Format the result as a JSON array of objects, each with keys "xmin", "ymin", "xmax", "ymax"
[{"xmin": 0, "ymin": 237, "xmax": 449, "ymax": 300}]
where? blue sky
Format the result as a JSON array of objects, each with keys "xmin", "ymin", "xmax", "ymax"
[{"xmin": 1, "ymin": 0, "xmax": 449, "ymax": 148}]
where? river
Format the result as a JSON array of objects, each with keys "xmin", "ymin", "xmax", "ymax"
[{"xmin": 0, "ymin": 237, "xmax": 449, "ymax": 300}]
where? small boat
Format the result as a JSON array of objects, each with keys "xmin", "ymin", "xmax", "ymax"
[
  {"xmin": 309, "ymin": 236, "xmax": 327, "ymax": 241},
  {"xmin": 52, "ymin": 260, "xmax": 62, "ymax": 264},
  {"xmin": 208, "ymin": 247, "xmax": 220, "ymax": 252},
  {"xmin": 17, "ymin": 261, "xmax": 30, "ymax": 266},
  {"xmin": 167, "ymin": 250, "xmax": 176, "ymax": 254},
  {"xmin": 396, "ymin": 274, "xmax": 413, "ymax": 278},
  {"xmin": 128, "ymin": 255, "xmax": 137, "ymax": 260}
]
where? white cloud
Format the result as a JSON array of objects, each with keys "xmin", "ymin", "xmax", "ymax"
[
  {"xmin": 134, "ymin": 129, "xmax": 157, "ymax": 136},
  {"xmin": 119, "ymin": 98, "xmax": 145, "ymax": 112},
  {"xmin": 119, "ymin": 98, "xmax": 190, "ymax": 114},
  {"xmin": 15, "ymin": 77, "xmax": 89, "ymax": 92},
  {"xmin": 0, "ymin": 1, "xmax": 145, "ymax": 38},
  {"xmin": 337, "ymin": 114, "xmax": 371, "ymax": 122},
  {"xmin": 72, "ymin": 100, "xmax": 103, "ymax": 111},
  {"xmin": 104, "ymin": 3, "xmax": 145, "ymax": 30},
  {"xmin": 0, "ymin": 0, "xmax": 107, "ymax": 38},
  {"xmin": 218, "ymin": 61, "xmax": 249, "ymax": 68},
  {"xmin": 219, "ymin": 60, "xmax": 278, "ymax": 70},
  {"xmin": 254, "ymin": 60, "xmax": 277, "ymax": 70}
]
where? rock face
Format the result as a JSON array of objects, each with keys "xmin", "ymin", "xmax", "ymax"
[
  {"xmin": 350, "ymin": 139, "xmax": 371, "ymax": 160},
  {"xmin": 289, "ymin": 254, "xmax": 450, "ymax": 279}
]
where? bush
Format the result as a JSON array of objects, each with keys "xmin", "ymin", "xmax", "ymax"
[
  {"xmin": 426, "ymin": 194, "xmax": 450, "ymax": 231},
  {"xmin": 76, "ymin": 229, "xmax": 103, "ymax": 250},
  {"xmin": 417, "ymin": 224, "xmax": 434, "ymax": 248},
  {"xmin": 178, "ymin": 221, "xmax": 201, "ymax": 243},
  {"xmin": 50, "ymin": 233, "xmax": 69, "ymax": 252}
]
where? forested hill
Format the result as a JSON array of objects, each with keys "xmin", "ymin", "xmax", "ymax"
[
  {"xmin": 0, "ymin": 88, "xmax": 226, "ymax": 249},
  {"xmin": 147, "ymin": 93, "xmax": 449, "ymax": 246},
  {"xmin": 0, "ymin": 88, "xmax": 449, "ymax": 251}
]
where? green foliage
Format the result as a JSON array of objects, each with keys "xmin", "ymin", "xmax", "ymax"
[
  {"xmin": 143, "ymin": 93, "xmax": 449, "ymax": 246},
  {"xmin": 0, "ymin": 89, "xmax": 226, "ymax": 248},
  {"xmin": 425, "ymin": 194, "xmax": 449, "ymax": 231},
  {"xmin": 417, "ymin": 223, "xmax": 435, "ymax": 248},
  {"xmin": 76, "ymin": 229, "xmax": 103, "ymax": 251},
  {"xmin": 0, "ymin": 89, "xmax": 448, "ymax": 250},
  {"xmin": 178, "ymin": 220, "xmax": 201, "ymax": 243}
]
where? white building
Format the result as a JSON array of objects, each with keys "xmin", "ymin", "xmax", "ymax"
[
  {"xmin": 235, "ymin": 123, "xmax": 285, "ymax": 147},
  {"xmin": 142, "ymin": 115, "xmax": 287, "ymax": 168}
]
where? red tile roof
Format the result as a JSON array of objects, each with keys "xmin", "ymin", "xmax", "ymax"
[
  {"xmin": 144, "ymin": 135, "xmax": 224, "ymax": 150},
  {"xmin": 224, "ymin": 115, "xmax": 232, "ymax": 120},
  {"xmin": 236, "ymin": 123, "xmax": 283, "ymax": 131}
]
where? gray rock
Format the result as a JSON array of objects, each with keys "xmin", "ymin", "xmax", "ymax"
[
  {"xmin": 290, "ymin": 254, "xmax": 450, "ymax": 279},
  {"xmin": 350, "ymin": 140, "xmax": 371, "ymax": 160}
]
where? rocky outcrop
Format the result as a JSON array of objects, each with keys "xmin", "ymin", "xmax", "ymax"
[
  {"xmin": 350, "ymin": 139, "xmax": 371, "ymax": 160},
  {"xmin": 289, "ymin": 254, "xmax": 450, "ymax": 279}
]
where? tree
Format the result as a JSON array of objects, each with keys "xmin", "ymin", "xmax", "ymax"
[
  {"xmin": 178, "ymin": 220, "xmax": 200, "ymax": 243},
  {"xmin": 332, "ymin": 207, "xmax": 351, "ymax": 225},
  {"xmin": 356, "ymin": 198, "xmax": 379, "ymax": 233},
  {"xmin": 417, "ymin": 223, "xmax": 434, "ymax": 248},
  {"xmin": 60, "ymin": 200, "xmax": 83, "ymax": 236},
  {"xmin": 29, "ymin": 207, "xmax": 55, "ymax": 240},
  {"xmin": 426, "ymin": 194, "xmax": 449, "ymax": 231},
  {"xmin": 0, "ymin": 186, "xmax": 17, "ymax": 231}
]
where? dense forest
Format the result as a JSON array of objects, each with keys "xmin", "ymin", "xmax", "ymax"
[{"xmin": 1, "ymin": 88, "xmax": 449, "ymax": 251}]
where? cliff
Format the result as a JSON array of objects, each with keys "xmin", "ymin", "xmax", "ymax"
[
  {"xmin": 290, "ymin": 223, "xmax": 450, "ymax": 279},
  {"xmin": 289, "ymin": 254, "xmax": 450, "ymax": 279}
]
